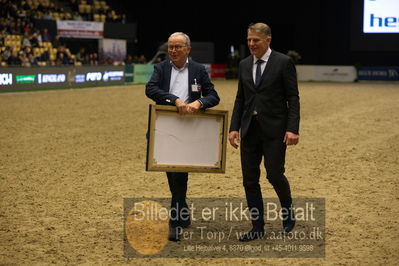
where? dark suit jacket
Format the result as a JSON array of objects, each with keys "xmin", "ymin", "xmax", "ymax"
[
  {"xmin": 230, "ymin": 50, "xmax": 300, "ymax": 139},
  {"xmin": 145, "ymin": 59, "xmax": 220, "ymax": 108}
]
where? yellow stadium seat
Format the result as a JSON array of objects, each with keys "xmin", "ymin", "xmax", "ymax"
[
  {"xmin": 12, "ymin": 41, "xmax": 20, "ymax": 47},
  {"xmin": 33, "ymin": 47, "xmax": 40, "ymax": 55},
  {"xmin": 79, "ymin": 4, "xmax": 85, "ymax": 13},
  {"xmin": 52, "ymin": 12, "xmax": 60, "ymax": 20},
  {"xmin": 85, "ymin": 5, "xmax": 92, "ymax": 13}
]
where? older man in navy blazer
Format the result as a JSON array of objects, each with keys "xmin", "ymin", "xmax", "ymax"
[
  {"xmin": 146, "ymin": 32, "xmax": 220, "ymax": 241},
  {"xmin": 229, "ymin": 23, "xmax": 300, "ymax": 242}
]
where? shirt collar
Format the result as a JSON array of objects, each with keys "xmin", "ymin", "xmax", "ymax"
[
  {"xmin": 253, "ymin": 48, "xmax": 272, "ymax": 64},
  {"xmin": 170, "ymin": 58, "xmax": 189, "ymax": 71}
]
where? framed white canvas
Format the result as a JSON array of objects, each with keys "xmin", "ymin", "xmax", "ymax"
[{"xmin": 146, "ymin": 104, "xmax": 228, "ymax": 173}]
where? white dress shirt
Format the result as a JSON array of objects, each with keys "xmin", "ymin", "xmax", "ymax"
[
  {"xmin": 252, "ymin": 48, "xmax": 272, "ymax": 84},
  {"xmin": 169, "ymin": 60, "xmax": 189, "ymax": 104}
]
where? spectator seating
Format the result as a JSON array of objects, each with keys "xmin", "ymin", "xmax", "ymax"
[{"xmin": 0, "ymin": 0, "xmax": 127, "ymax": 67}]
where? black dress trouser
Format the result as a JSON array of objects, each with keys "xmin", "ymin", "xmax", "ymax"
[
  {"xmin": 166, "ymin": 172, "xmax": 189, "ymax": 227},
  {"xmin": 240, "ymin": 117, "xmax": 292, "ymax": 229}
]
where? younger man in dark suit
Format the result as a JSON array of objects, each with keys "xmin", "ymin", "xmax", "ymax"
[{"xmin": 229, "ymin": 23, "xmax": 300, "ymax": 242}]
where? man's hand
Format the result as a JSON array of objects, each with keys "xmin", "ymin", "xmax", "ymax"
[
  {"xmin": 284, "ymin": 131, "xmax": 299, "ymax": 145},
  {"xmin": 186, "ymin": 100, "xmax": 201, "ymax": 113},
  {"xmin": 175, "ymin": 98, "xmax": 189, "ymax": 115},
  {"xmin": 229, "ymin": 131, "xmax": 240, "ymax": 149}
]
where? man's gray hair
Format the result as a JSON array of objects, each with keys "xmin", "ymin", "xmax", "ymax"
[{"xmin": 169, "ymin": 32, "xmax": 191, "ymax": 46}]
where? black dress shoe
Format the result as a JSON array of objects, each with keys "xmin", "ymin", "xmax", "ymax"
[
  {"xmin": 168, "ymin": 226, "xmax": 181, "ymax": 242},
  {"xmin": 238, "ymin": 228, "xmax": 265, "ymax": 242},
  {"xmin": 283, "ymin": 218, "xmax": 296, "ymax": 233},
  {"xmin": 283, "ymin": 208, "xmax": 296, "ymax": 233}
]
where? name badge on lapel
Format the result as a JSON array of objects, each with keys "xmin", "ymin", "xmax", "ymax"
[{"xmin": 191, "ymin": 78, "xmax": 201, "ymax": 92}]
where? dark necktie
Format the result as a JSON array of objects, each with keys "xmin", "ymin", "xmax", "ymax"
[{"xmin": 255, "ymin": 59, "xmax": 264, "ymax": 86}]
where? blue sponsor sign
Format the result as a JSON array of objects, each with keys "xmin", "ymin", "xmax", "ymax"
[{"xmin": 358, "ymin": 66, "xmax": 399, "ymax": 81}]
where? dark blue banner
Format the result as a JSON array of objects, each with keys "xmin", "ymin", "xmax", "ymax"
[{"xmin": 358, "ymin": 66, "xmax": 399, "ymax": 81}]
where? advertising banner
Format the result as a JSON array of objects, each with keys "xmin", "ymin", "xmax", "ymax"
[
  {"xmin": 296, "ymin": 65, "xmax": 357, "ymax": 82},
  {"xmin": 0, "ymin": 66, "xmax": 124, "ymax": 91},
  {"xmin": 203, "ymin": 64, "xmax": 211, "ymax": 79},
  {"xmin": 57, "ymin": 20, "xmax": 104, "ymax": 39},
  {"xmin": 133, "ymin": 64, "xmax": 154, "ymax": 84},
  {"xmin": 99, "ymin": 38, "xmax": 126, "ymax": 63},
  {"xmin": 124, "ymin": 65, "xmax": 134, "ymax": 83},
  {"xmin": 210, "ymin": 64, "xmax": 227, "ymax": 79},
  {"xmin": 363, "ymin": 0, "xmax": 399, "ymax": 33},
  {"xmin": 357, "ymin": 66, "xmax": 399, "ymax": 81}
]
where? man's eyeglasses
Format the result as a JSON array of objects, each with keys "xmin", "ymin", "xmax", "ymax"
[{"xmin": 168, "ymin": 45, "xmax": 187, "ymax": 51}]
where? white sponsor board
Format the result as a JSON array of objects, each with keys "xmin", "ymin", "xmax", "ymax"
[
  {"xmin": 37, "ymin": 74, "xmax": 66, "ymax": 84},
  {"xmin": 57, "ymin": 20, "xmax": 104, "ymax": 39},
  {"xmin": 296, "ymin": 65, "xmax": 357, "ymax": 82},
  {"xmin": 363, "ymin": 0, "xmax": 399, "ymax": 33},
  {"xmin": 86, "ymin": 72, "xmax": 102, "ymax": 81},
  {"xmin": 0, "ymin": 73, "xmax": 13, "ymax": 85}
]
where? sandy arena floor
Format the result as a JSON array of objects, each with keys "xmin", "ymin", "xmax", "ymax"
[{"xmin": 0, "ymin": 80, "xmax": 398, "ymax": 265}]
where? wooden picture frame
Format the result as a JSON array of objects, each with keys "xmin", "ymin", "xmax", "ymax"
[{"xmin": 146, "ymin": 104, "xmax": 228, "ymax": 173}]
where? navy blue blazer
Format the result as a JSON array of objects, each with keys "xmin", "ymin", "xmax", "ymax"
[{"xmin": 145, "ymin": 59, "xmax": 220, "ymax": 109}]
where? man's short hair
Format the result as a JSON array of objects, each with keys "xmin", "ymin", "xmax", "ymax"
[{"xmin": 248, "ymin": 23, "xmax": 272, "ymax": 37}]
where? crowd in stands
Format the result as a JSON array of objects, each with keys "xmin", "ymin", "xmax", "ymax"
[
  {"xmin": 124, "ymin": 55, "xmax": 148, "ymax": 65},
  {"xmin": 0, "ymin": 27, "xmax": 103, "ymax": 67},
  {"xmin": 0, "ymin": 0, "xmax": 144, "ymax": 67},
  {"xmin": 0, "ymin": 0, "xmax": 125, "ymax": 23},
  {"xmin": 68, "ymin": 0, "xmax": 126, "ymax": 23}
]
